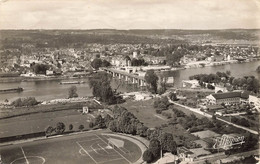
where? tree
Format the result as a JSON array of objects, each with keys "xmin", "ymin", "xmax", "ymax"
[
  {"xmin": 91, "ymin": 58, "xmax": 102, "ymax": 70},
  {"xmin": 55, "ymin": 122, "xmax": 65, "ymax": 134},
  {"xmin": 131, "ymin": 58, "xmax": 147, "ymax": 66},
  {"xmin": 207, "ymin": 84, "xmax": 215, "ymax": 90},
  {"xmin": 78, "ymin": 125, "xmax": 84, "ymax": 131},
  {"xmin": 68, "ymin": 86, "xmax": 78, "ymax": 98},
  {"xmin": 25, "ymin": 97, "xmax": 38, "ymax": 106},
  {"xmin": 158, "ymin": 76, "xmax": 168, "ymax": 95},
  {"xmin": 125, "ymin": 55, "xmax": 131, "ymax": 61},
  {"xmin": 226, "ymin": 70, "xmax": 231, "ymax": 76},
  {"xmin": 153, "ymin": 96, "xmax": 170, "ymax": 110},
  {"xmin": 137, "ymin": 124, "xmax": 148, "ymax": 137},
  {"xmin": 160, "ymin": 133, "xmax": 177, "ymax": 154},
  {"xmin": 169, "ymin": 92, "xmax": 178, "ymax": 101},
  {"xmin": 251, "ymin": 78, "xmax": 259, "ymax": 93},
  {"xmin": 89, "ymin": 121, "xmax": 94, "ymax": 128},
  {"xmin": 142, "ymin": 149, "xmax": 154, "ymax": 163},
  {"xmin": 95, "ymin": 115, "xmax": 106, "ymax": 128},
  {"xmin": 145, "ymin": 70, "xmax": 158, "ymax": 93},
  {"xmin": 11, "ymin": 98, "xmax": 22, "ymax": 107},
  {"xmin": 101, "ymin": 60, "xmax": 111, "ymax": 67},
  {"xmin": 149, "ymin": 139, "xmax": 161, "ymax": 159},
  {"xmin": 89, "ymin": 72, "xmax": 118, "ymax": 104},
  {"xmin": 45, "ymin": 126, "xmax": 54, "ymax": 136},
  {"xmin": 104, "ymin": 114, "xmax": 113, "ymax": 127},
  {"xmin": 11, "ymin": 97, "xmax": 38, "ymax": 107},
  {"xmin": 31, "ymin": 64, "xmax": 49, "ymax": 75},
  {"xmin": 166, "ymin": 50, "xmax": 183, "ymax": 66},
  {"xmin": 69, "ymin": 124, "xmax": 73, "ymax": 131},
  {"xmin": 109, "ymin": 120, "xmax": 118, "ymax": 132}
]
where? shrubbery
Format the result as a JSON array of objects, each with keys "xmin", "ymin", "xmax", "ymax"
[
  {"xmin": 153, "ymin": 96, "xmax": 170, "ymax": 110},
  {"xmin": 11, "ymin": 97, "xmax": 39, "ymax": 107},
  {"xmin": 142, "ymin": 149, "xmax": 154, "ymax": 163},
  {"xmin": 68, "ymin": 86, "xmax": 78, "ymax": 98},
  {"xmin": 78, "ymin": 125, "xmax": 84, "ymax": 131},
  {"xmin": 108, "ymin": 106, "xmax": 148, "ymax": 136},
  {"xmin": 142, "ymin": 129, "xmax": 177, "ymax": 162},
  {"xmin": 231, "ymin": 117, "xmax": 250, "ymax": 127},
  {"xmin": 169, "ymin": 92, "xmax": 178, "ymax": 101},
  {"xmin": 45, "ymin": 122, "xmax": 66, "ymax": 136}
]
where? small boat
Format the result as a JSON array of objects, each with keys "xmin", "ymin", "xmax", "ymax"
[
  {"xmin": 60, "ymin": 81, "xmax": 85, "ymax": 85},
  {"xmin": 0, "ymin": 87, "xmax": 23, "ymax": 93}
]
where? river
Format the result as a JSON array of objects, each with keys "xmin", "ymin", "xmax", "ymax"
[{"xmin": 0, "ymin": 61, "xmax": 259, "ymax": 102}]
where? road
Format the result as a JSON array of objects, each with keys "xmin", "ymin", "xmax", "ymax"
[{"xmin": 216, "ymin": 117, "xmax": 258, "ymax": 135}]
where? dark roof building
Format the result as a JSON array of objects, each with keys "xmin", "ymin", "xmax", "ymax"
[
  {"xmin": 211, "ymin": 91, "xmax": 250, "ymax": 100},
  {"xmin": 206, "ymin": 91, "xmax": 250, "ymax": 105}
]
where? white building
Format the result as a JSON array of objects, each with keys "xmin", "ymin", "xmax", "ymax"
[
  {"xmin": 20, "ymin": 72, "xmax": 36, "ymax": 77},
  {"xmin": 182, "ymin": 80, "xmax": 200, "ymax": 89},
  {"xmin": 46, "ymin": 70, "xmax": 54, "ymax": 76},
  {"xmin": 133, "ymin": 51, "xmax": 138, "ymax": 58},
  {"xmin": 249, "ymin": 95, "xmax": 260, "ymax": 112}
]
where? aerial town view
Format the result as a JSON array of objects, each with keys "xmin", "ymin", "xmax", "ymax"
[{"xmin": 0, "ymin": 0, "xmax": 259, "ymax": 164}]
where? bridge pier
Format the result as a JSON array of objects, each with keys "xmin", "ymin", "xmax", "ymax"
[
  {"xmin": 125, "ymin": 76, "xmax": 128, "ymax": 82},
  {"xmin": 140, "ymin": 80, "xmax": 146, "ymax": 87},
  {"xmin": 132, "ymin": 78, "xmax": 137, "ymax": 84}
]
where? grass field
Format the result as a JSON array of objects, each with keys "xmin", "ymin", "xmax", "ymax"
[
  {"xmin": 0, "ymin": 109, "xmax": 95, "ymax": 138},
  {"xmin": 0, "ymin": 131, "xmax": 142, "ymax": 164},
  {"xmin": 119, "ymin": 99, "xmax": 167, "ymax": 128},
  {"xmin": 0, "ymin": 100, "xmax": 102, "ymax": 119}
]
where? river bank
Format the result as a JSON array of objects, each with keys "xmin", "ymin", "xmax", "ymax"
[
  {"xmin": 0, "ymin": 60, "xmax": 259, "ymax": 103},
  {"xmin": 0, "ymin": 75, "xmax": 83, "ymax": 83},
  {"xmin": 183, "ymin": 58, "xmax": 259, "ymax": 69}
]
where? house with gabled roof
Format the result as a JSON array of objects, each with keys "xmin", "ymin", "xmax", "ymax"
[{"xmin": 206, "ymin": 91, "xmax": 250, "ymax": 105}]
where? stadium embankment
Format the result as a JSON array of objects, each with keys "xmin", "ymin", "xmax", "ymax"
[{"xmin": 103, "ymin": 133, "xmax": 149, "ymax": 164}]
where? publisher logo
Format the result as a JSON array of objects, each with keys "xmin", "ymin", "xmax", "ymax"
[{"xmin": 213, "ymin": 134, "xmax": 245, "ymax": 149}]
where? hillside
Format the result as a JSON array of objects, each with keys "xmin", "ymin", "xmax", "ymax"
[{"xmin": 0, "ymin": 29, "xmax": 259, "ymax": 49}]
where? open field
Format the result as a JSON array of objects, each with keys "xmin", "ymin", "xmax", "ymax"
[
  {"xmin": 0, "ymin": 131, "xmax": 142, "ymax": 164},
  {"xmin": 118, "ymin": 99, "xmax": 200, "ymax": 147},
  {"xmin": 0, "ymin": 109, "xmax": 96, "ymax": 138},
  {"xmin": 119, "ymin": 99, "xmax": 167, "ymax": 128},
  {"xmin": 0, "ymin": 100, "xmax": 101, "ymax": 119}
]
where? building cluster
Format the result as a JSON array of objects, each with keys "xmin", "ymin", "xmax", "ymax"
[
  {"xmin": 0, "ymin": 43, "xmax": 166, "ymax": 75},
  {"xmin": 179, "ymin": 45, "xmax": 259, "ymax": 68},
  {"xmin": 0, "ymin": 43, "xmax": 259, "ymax": 80}
]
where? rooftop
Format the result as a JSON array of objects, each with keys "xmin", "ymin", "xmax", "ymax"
[{"xmin": 211, "ymin": 91, "xmax": 250, "ymax": 100}]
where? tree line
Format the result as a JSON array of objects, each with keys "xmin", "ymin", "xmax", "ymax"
[
  {"xmin": 189, "ymin": 71, "xmax": 259, "ymax": 93},
  {"xmin": 91, "ymin": 58, "xmax": 111, "ymax": 70},
  {"xmin": 11, "ymin": 97, "xmax": 39, "ymax": 107}
]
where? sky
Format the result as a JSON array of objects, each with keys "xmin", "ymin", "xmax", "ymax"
[{"xmin": 0, "ymin": 0, "xmax": 260, "ymax": 30}]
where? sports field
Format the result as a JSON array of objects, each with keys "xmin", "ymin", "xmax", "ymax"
[{"xmin": 0, "ymin": 131, "xmax": 142, "ymax": 164}]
